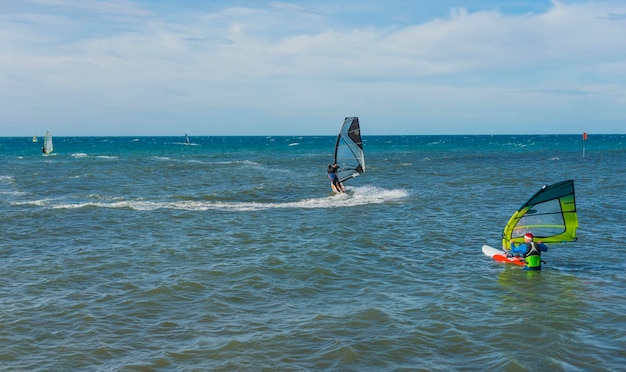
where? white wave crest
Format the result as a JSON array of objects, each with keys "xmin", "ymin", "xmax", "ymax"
[
  {"xmin": 19, "ymin": 186, "xmax": 408, "ymax": 212},
  {"xmin": 96, "ymin": 155, "xmax": 119, "ymax": 160},
  {"xmin": 0, "ymin": 176, "xmax": 23, "ymax": 196}
]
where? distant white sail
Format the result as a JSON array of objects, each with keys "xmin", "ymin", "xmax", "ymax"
[{"xmin": 43, "ymin": 131, "xmax": 53, "ymax": 155}]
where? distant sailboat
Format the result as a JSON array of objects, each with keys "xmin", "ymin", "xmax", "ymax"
[
  {"xmin": 32, "ymin": 134, "xmax": 38, "ymax": 143},
  {"xmin": 42, "ymin": 131, "xmax": 53, "ymax": 155}
]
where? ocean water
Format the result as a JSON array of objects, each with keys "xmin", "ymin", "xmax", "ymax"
[{"xmin": 1, "ymin": 134, "xmax": 625, "ymax": 371}]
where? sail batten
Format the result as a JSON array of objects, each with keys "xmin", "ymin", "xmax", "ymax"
[
  {"xmin": 502, "ymin": 180, "xmax": 578, "ymax": 248},
  {"xmin": 334, "ymin": 117, "xmax": 365, "ymax": 183}
]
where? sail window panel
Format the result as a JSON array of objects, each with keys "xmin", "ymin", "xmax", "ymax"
[
  {"xmin": 335, "ymin": 138, "xmax": 360, "ymax": 180},
  {"xmin": 514, "ymin": 199, "xmax": 566, "ymax": 238}
]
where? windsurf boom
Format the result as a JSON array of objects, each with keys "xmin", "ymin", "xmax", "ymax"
[
  {"xmin": 334, "ymin": 117, "xmax": 365, "ymax": 182},
  {"xmin": 501, "ymin": 180, "xmax": 578, "ymax": 249}
]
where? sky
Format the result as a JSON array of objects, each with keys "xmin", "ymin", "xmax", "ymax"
[{"xmin": 1, "ymin": 0, "xmax": 625, "ymax": 136}]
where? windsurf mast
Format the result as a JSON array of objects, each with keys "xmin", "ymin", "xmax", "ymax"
[
  {"xmin": 502, "ymin": 180, "xmax": 578, "ymax": 249},
  {"xmin": 333, "ymin": 117, "xmax": 365, "ymax": 183}
]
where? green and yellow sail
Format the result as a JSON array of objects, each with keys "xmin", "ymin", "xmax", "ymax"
[{"xmin": 502, "ymin": 180, "xmax": 578, "ymax": 249}]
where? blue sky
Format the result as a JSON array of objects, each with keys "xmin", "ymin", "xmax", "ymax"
[{"xmin": 1, "ymin": 0, "xmax": 625, "ymax": 136}]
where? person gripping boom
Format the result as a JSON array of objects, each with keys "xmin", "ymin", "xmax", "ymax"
[
  {"xmin": 507, "ymin": 232, "xmax": 548, "ymax": 270},
  {"xmin": 327, "ymin": 164, "xmax": 345, "ymax": 193}
]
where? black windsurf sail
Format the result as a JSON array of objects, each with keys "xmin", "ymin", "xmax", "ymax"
[{"xmin": 333, "ymin": 117, "xmax": 365, "ymax": 182}]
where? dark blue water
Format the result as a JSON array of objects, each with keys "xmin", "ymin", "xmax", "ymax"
[{"xmin": 1, "ymin": 135, "xmax": 624, "ymax": 370}]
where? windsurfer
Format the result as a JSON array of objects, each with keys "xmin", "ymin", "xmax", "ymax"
[
  {"xmin": 327, "ymin": 164, "xmax": 345, "ymax": 193},
  {"xmin": 507, "ymin": 232, "xmax": 548, "ymax": 270}
]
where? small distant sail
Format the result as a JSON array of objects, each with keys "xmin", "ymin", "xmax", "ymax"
[
  {"xmin": 32, "ymin": 134, "xmax": 38, "ymax": 142},
  {"xmin": 502, "ymin": 180, "xmax": 578, "ymax": 249},
  {"xmin": 185, "ymin": 133, "xmax": 190, "ymax": 145},
  {"xmin": 42, "ymin": 131, "xmax": 53, "ymax": 155},
  {"xmin": 334, "ymin": 117, "xmax": 365, "ymax": 183}
]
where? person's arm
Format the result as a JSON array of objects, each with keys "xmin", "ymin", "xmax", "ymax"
[{"xmin": 510, "ymin": 243, "xmax": 525, "ymax": 254}]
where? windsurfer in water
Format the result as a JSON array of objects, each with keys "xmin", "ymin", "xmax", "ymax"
[
  {"xmin": 327, "ymin": 163, "xmax": 345, "ymax": 193},
  {"xmin": 507, "ymin": 232, "xmax": 548, "ymax": 270}
]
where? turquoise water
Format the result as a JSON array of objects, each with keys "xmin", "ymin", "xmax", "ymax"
[{"xmin": 1, "ymin": 135, "xmax": 625, "ymax": 370}]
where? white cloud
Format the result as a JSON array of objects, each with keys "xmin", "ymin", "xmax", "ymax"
[
  {"xmin": 28, "ymin": 0, "xmax": 153, "ymax": 17},
  {"xmin": 1, "ymin": 0, "xmax": 625, "ymax": 135}
]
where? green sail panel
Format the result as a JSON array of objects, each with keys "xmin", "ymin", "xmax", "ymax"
[
  {"xmin": 333, "ymin": 117, "xmax": 365, "ymax": 183},
  {"xmin": 502, "ymin": 180, "xmax": 578, "ymax": 248}
]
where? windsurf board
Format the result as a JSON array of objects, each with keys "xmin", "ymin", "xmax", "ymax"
[{"xmin": 482, "ymin": 245, "xmax": 525, "ymax": 266}]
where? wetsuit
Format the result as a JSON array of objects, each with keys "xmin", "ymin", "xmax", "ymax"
[
  {"xmin": 511, "ymin": 241, "xmax": 548, "ymax": 270},
  {"xmin": 327, "ymin": 166, "xmax": 342, "ymax": 192}
]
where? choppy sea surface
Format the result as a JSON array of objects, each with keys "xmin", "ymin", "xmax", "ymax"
[{"xmin": 1, "ymin": 134, "xmax": 625, "ymax": 371}]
